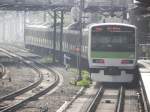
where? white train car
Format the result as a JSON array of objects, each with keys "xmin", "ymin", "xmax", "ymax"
[{"xmin": 88, "ymin": 23, "xmax": 137, "ymax": 82}]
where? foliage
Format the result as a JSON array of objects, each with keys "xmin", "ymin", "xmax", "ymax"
[
  {"xmin": 76, "ymin": 79, "xmax": 91, "ymax": 87},
  {"xmin": 70, "ymin": 69, "xmax": 92, "ymax": 87},
  {"xmin": 81, "ymin": 70, "xmax": 90, "ymax": 80}
]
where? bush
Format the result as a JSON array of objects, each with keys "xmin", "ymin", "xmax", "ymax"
[
  {"xmin": 69, "ymin": 69, "xmax": 92, "ymax": 87},
  {"xmin": 76, "ymin": 79, "xmax": 90, "ymax": 87},
  {"xmin": 82, "ymin": 70, "xmax": 90, "ymax": 80}
]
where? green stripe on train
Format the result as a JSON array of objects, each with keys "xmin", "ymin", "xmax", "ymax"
[{"xmin": 91, "ymin": 51, "xmax": 135, "ymax": 59}]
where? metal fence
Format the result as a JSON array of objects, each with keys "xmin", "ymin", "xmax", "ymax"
[{"xmin": 139, "ymin": 44, "xmax": 150, "ymax": 60}]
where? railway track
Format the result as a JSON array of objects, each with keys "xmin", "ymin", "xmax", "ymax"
[
  {"xmin": 86, "ymin": 85, "xmax": 124, "ymax": 112},
  {"xmin": 85, "ymin": 84, "xmax": 140, "ymax": 112},
  {"xmin": 0, "ymin": 48, "xmax": 60, "ymax": 112},
  {"xmin": 0, "ymin": 44, "xmax": 141, "ymax": 112},
  {"xmin": 123, "ymin": 89, "xmax": 139, "ymax": 112},
  {"xmin": 0, "ymin": 64, "xmax": 6, "ymax": 79}
]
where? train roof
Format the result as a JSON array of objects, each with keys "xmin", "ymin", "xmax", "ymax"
[
  {"xmin": 25, "ymin": 24, "xmax": 49, "ymax": 29},
  {"xmin": 25, "ymin": 24, "xmax": 51, "ymax": 31},
  {"xmin": 89, "ymin": 23, "xmax": 136, "ymax": 29}
]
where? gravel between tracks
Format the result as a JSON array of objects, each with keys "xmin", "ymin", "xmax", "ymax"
[
  {"xmin": 0, "ymin": 44, "xmax": 83, "ymax": 112},
  {"xmin": 17, "ymin": 65, "xmax": 81, "ymax": 112},
  {"xmin": 0, "ymin": 62, "xmax": 38, "ymax": 97}
]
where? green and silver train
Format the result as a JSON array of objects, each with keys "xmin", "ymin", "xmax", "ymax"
[
  {"xmin": 87, "ymin": 23, "xmax": 137, "ymax": 82},
  {"xmin": 25, "ymin": 22, "xmax": 137, "ymax": 83}
]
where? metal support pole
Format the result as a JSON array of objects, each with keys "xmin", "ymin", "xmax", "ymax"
[
  {"xmin": 60, "ymin": 10, "xmax": 64, "ymax": 64},
  {"xmin": 43, "ymin": 11, "xmax": 47, "ymax": 22},
  {"xmin": 2, "ymin": 12, "xmax": 6, "ymax": 43},
  {"xmin": 78, "ymin": 0, "xmax": 84, "ymax": 80},
  {"xmin": 24, "ymin": 11, "xmax": 26, "ymax": 47},
  {"xmin": 110, "ymin": 0, "xmax": 114, "ymax": 17},
  {"xmin": 53, "ymin": 10, "xmax": 57, "ymax": 63}
]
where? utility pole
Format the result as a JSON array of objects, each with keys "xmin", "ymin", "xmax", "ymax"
[
  {"xmin": 60, "ymin": 10, "xmax": 64, "ymax": 64},
  {"xmin": 77, "ymin": 0, "xmax": 84, "ymax": 80},
  {"xmin": 24, "ymin": 11, "xmax": 26, "ymax": 47},
  {"xmin": 2, "ymin": 11, "xmax": 6, "ymax": 43},
  {"xmin": 110, "ymin": 0, "xmax": 114, "ymax": 17},
  {"xmin": 53, "ymin": 10, "xmax": 57, "ymax": 63}
]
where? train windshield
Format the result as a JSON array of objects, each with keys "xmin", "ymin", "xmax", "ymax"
[{"xmin": 91, "ymin": 28, "xmax": 135, "ymax": 52}]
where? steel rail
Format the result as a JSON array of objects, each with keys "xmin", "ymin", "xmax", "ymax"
[
  {"xmin": 138, "ymin": 61, "xmax": 150, "ymax": 112},
  {"xmin": 0, "ymin": 50, "xmax": 43, "ymax": 102},
  {"xmin": 86, "ymin": 86, "xmax": 104, "ymax": 112},
  {"xmin": 0, "ymin": 51, "xmax": 43, "ymax": 111},
  {"xmin": 0, "ymin": 68, "xmax": 59, "ymax": 112},
  {"xmin": 115, "ymin": 86, "xmax": 125, "ymax": 112},
  {"xmin": 139, "ymin": 80, "xmax": 150, "ymax": 112},
  {"xmin": 0, "ymin": 64, "xmax": 6, "ymax": 79},
  {"xmin": 0, "ymin": 48, "xmax": 59, "ymax": 112},
  {"xmin": 85, "ymin": 85, "xmax": 125, "ymax": 112},
  {"xmin": 0, "ymin": 68, "xmax": 42, "ymax": 102}
]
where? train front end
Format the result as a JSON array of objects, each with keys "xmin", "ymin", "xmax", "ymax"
[{"xmin": 88, "ymin": 23, "xmax": 137, "ymax": 83}]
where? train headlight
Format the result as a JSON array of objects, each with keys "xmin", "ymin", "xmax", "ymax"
[
  {"xmin": 121, "ymin": 60, "xmax": 133, "ymax": 64},
  {"xmin": 93, "ymin": 59, "xmax": 105, "ymax": 63}
]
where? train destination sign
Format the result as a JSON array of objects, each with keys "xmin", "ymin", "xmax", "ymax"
[{"xmin": 92, "ymin": 25, "xmax": 134, "ymax": 33}]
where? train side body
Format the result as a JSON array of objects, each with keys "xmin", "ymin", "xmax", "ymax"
[{"xmin": 24, "ymin": 23, "xmax": 137, "ymax": 83}]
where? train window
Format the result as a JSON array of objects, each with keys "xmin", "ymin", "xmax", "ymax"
[
  {"xmin": 37, "ymin": 37, "xmax": 39, "ymax": 45},
  {"xmin": 149, "ymin": 22, "xmax": 150, "ymax": 32},
  {"xmin": 38, "ymin": 31, "xmax": 41, "ymax": 37},
  {"xmin": 51, "ymin": 40, "xmax": 53, "ymax": 48},
  {"xmin": 63, "ymin": 42, "xmax": 65, "ymax": 51},
  {"xmin": 67, "ymin": 42, "xmax": 69, "ymax": 51},
  {"xmin": 41, "ymin": 38, "xmax": 43, "ymax": 46},
  {"xmin": 39, "ymin": 39, "xmax": 41, "ymax": 46},
  {"xmin": 66, "ymin": 42, "xmax": 68, "ymax": 51},
  {"xmin": 83, "ymin": 45, "xmax": 85, "ymax": 52},
  {"xmin": 43, "ymin": 38, "xmax": 45, "ymax": 46},
  {"xmin": 40, "ymin": 32, "xmax": 42, "ymax": 38},
  {"xmin": 91, "ymin": 32, "xmax": 135, "ymax": 52},
  {"xmin": 62, "ymin": 42, "xmax": 64, "ymax": 51},
  {"xmin": 64, "ymin": 41, "xmax": 66, "ymax": 50},
  {"xmin": 43, "ymin": 32, "xmax": 45, "ymax": 37},
  {"xmin": 48, "ymin": 40, "xmax": 50, "ymax": 48},
  {"xmin": 45, "ymin": 38, "xmax": 47, "ymax": 47},
  {"xmin": 56, "ymin": 42, "xmax": 58, "ymax": 50},
  {"xmin": 65, "ymin": 42, "xmax": 67, "ymax": 51},
  {"xmin": 43, "ymin": 38, "xmax": 45, "ymax": 47},
  {"xmin": 71, "ymin": 44, "xmax": 73, "ymax": 50},
  {"xmin": 34, "ymin": 31, "xmax": 36, "ymax": 37},
  {"xmin": 45, "ymin": 40, "xmax": 48, "ymax": 47},
  {"xmin": 30, "ymin": 31, "xmax": 34, "ymax": 35},
  {"xmin": 57, "ymin": 41, "xmax": 59, "ymax": 49}
]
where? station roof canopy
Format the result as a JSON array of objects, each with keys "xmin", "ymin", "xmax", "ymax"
[
  {"xmin": 0, "ymin": 0, "xmax": 75, "ymax": 11},
  {"xmin": 133, "ymin": 0, "xmax": 150, "ymax": 16},
  {"xmin": 0, "ymin": 0, "xmax": 131, "ymax": 11},
  {"xmin": 136, "ymin": 0, "xmax": 150, "ymax": 6}
]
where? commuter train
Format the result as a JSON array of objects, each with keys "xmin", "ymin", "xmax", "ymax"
[
  {"xmin": 25, "ymin": 23, "xmax": 137, "ymax": 83},
  {"xmin": 88, "ymin": 23, "xmax": 137, "ymax": 82}
]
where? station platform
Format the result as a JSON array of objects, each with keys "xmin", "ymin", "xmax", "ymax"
[{"xmin": 138, "ymin": 60, "xmax": 150, "ymax": 111}]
